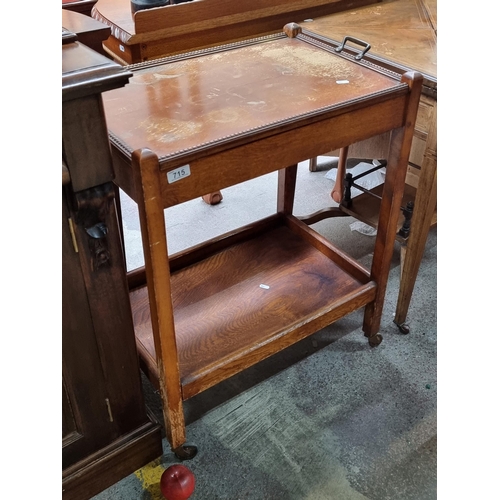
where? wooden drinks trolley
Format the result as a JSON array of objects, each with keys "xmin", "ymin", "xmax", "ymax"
[{"xmin": 102, "ymin": 24, "xmax": 422, "ymax": 458}]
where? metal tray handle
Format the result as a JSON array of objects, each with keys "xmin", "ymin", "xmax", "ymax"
[{"xmin": 335, "ymin": 36, "xmax": 371, "ymax": 60}]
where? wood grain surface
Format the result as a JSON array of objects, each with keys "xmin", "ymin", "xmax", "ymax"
[{"xmin": 132, "ymin": 223, "xmax": 375, "ymax": 398}]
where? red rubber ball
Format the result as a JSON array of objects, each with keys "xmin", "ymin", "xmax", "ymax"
[{"xmin": 160, "ymin": 465, "xmax": 195, "ymax": 500}]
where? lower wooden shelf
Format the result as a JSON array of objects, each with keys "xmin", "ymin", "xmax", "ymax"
[{"xmin": 131, "ymin": 215, "xmax": 377, "ymax": 400}]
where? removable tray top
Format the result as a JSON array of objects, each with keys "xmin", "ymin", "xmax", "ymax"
[{"xmin": 103, "ymin": 27, "xmax": 406, "ymax": 163}]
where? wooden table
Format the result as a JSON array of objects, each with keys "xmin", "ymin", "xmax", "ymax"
[
  {"xmin": 102, "ymin": 24, "xmax": 422, "ymax": 458},
  {"xmin": 91, "ymin": 0, "xmax": 382, "ymax": 64},
  {"xmin": 300, "ymin": 0, "xmax": 437, "ymax": 332}
]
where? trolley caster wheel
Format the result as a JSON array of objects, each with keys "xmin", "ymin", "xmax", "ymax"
[
  {"xmin": 174, "ymin": 444, "xmax": 198, "ymax": 461},
  {"xmin": 394, "ymin": 321, "xmax": 410, "ymax": 334},
  {"xmin": 368, "ymin": 334, "xmax": 383, "ymax": 347}
]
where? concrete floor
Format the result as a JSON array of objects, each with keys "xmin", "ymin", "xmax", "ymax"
[{"xmin": 93, "ymin": 160, "xmax": 437, "ymax": 500}]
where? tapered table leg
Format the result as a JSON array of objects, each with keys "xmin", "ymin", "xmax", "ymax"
[{"xmin": 394, "ymin": 103, "xmax": 437, "ymax": 329}]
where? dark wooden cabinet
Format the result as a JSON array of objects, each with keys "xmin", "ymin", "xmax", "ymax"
[{"xmin": 62, "ymin": 33, "xmax": 162, "ymax": 500}]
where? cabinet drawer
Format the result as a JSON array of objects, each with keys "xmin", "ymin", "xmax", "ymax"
[
  {"xmin": 415, "ymin": 95, "xmax": 434, "ymax": 134},
  {"xmin": 405, "ymin": 94, "xmax": 436, "ymax": 186},
  {"xmin": 408, "ymin": 129, "xmax": 427, "ymax": 168}
]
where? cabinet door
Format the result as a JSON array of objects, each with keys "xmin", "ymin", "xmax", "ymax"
[
  {"xmin": 62, "ymin": 181, "xmax": 155, "ymax": 471},
  {"xmin": 62, "ymin": 192, "xmax": 115, "ymax": 468}
]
